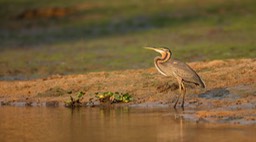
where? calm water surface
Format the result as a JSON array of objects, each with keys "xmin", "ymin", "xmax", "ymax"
[{"xmin": 0, "ymin": 106, "xmax": 255, "ymax": 142}]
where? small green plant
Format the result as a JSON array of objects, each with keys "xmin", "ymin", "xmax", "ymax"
[
  {"xmin": 64, "ymin": 91, "xmax": 133, "ymax": 107},
  {"xmin": 95, "ymin": 92, "xmax": 133, "ymax": 103},
  {"xmin": 65, "ymin": 91, "xmax": 85, "ymax": 107}
]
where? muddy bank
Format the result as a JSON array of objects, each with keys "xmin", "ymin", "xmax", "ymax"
[{"xmin": 0, "ymin": 58, "xmax": 256, "ymax": 124}]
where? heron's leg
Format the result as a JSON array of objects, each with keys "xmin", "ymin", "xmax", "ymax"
[
  {"xmin": 181, "ymin": 82, "xmax": 186, "ymax": 108},
  {"xmin": 174, "ymin": 79, "xmax": 182, "ymax": 109},
  {"xmin": 173, "ymin": 85, "xmax": 181, "ymax": 108}
]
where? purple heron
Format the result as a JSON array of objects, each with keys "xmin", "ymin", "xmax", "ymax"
[{"xmin": 145, "ymin": 47, "xmax": 206, "ymax": 108}]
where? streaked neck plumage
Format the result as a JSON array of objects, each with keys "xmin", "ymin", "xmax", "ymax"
[{"xmin": 154, "ymin": 50, "xmax": 172, "ymax": 76}]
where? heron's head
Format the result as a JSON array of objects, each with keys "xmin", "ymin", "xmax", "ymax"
[{"xmin": 144, "ymin": 46, "xmax": 172, "ymax": 56}]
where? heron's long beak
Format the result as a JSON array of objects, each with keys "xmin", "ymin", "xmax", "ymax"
[
  {"xmin": 144, "ymin": 46, "xmax": 156, "ymax": 50},
  {"xmin": 144, "ymin": 46, "xmax": 164, "ymax": 54}
]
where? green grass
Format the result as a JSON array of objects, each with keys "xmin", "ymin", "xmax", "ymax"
[{"xmin": 0, "ymin": 0, "xmax": 255, "ymax": 79}]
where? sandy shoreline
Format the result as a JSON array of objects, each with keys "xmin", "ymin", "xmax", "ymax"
[{"xmin": 0, "ymin": 58, "xmax": 256, "ymax": 124}]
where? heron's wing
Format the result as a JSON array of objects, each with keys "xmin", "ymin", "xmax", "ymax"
[{"xmin": 162, "ymin": 59, "xmax": 205, "ymax": 88}]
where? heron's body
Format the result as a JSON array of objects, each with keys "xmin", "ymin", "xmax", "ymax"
[
  {"xmin": 155, "ymin": 58, "xmax": 205, "ymax": 88},
  {"xmin": 145, "ymin": 46, "xmax": 205, "ymax": 108}
]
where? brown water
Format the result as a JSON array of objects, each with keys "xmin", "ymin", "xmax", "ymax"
[{"xmin": 0, "ymin": 106, "xmax": 255, "ymax": 142}]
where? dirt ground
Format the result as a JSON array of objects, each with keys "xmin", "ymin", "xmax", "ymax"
[{"xmin": 0, "ymin": 58, "xmax": 256, "ymax": 124}]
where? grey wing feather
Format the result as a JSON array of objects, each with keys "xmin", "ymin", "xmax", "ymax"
[{"xmin": 162, "ymin": 59, "xmax": 205, "ymax": 88}]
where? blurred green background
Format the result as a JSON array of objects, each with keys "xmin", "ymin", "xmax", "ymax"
[{"xmin": 0, "ymin": 0, "xmax": 255, "ymax": 80}]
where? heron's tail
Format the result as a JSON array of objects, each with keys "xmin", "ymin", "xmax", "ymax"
[
  {"xmin": 200, "ymin": 79, "xmax": 206, "ymax": 89},
  {"xmin": 201, "ymin": 81, "xmax": 206, "ymax": 89},
  {"xmin": 197, "ymin": 77, "xmax": 206, "ymax": 89}
]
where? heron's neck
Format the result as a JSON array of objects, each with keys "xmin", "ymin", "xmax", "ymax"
[
  {"xmin": 156, "ymin": 51, "xmax": 171, "ymax": 63},
  {"xmin": 162, "ymin": 51, "xmax": 171, "ymax": 63},
  {"xmin": 153, "ymin": 52, "xmax": 172, "ymax": 76}
]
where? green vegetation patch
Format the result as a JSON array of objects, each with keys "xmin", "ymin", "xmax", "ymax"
[
  {"xmin": 64, "ymin": 91, "xmax": 84, "ymax": 107},
  {"xmin": 64, "ymin": 91, "xmax": 133, "ymax": 108},
  {"xmin": 95, "ymin": 91, "xmax": 133, "ymax": 103}
]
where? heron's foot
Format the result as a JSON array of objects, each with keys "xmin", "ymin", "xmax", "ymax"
[
  {"xmin": 173, "ymin": 104, "xmax": 177, "ymax": 109},
  {"xmin": 181, "ymin": 103, "xmax": 184, "ymax": 110},
  {"xmin": 181, "ymin": 106, "xmax": 184, "ymax": 111},
  {"xmin": 173, "ymin": 99, "xmax": 179, "ymax": 109},
  {"xmin": 173, "ymin": 103, "xmax": 185, "ymax": 111}
]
